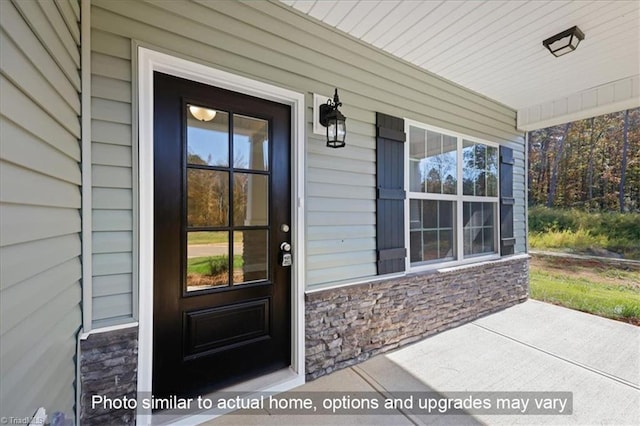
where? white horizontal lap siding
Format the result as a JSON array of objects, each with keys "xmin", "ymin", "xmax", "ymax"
[
  {"xmin": 90, "ymin": 0, "xmax": 522, "ymax": 292},
  {"xmin": 0, "ymin": 0, "xmax": 81, "ymax": 419},
  {"xmin": 90, "ymin": 27, "xmax": 134, "ymax": 326}
]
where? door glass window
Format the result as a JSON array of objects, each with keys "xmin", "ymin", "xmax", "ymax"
[
  {"xmin": 187, "ymin": 169, "xmax": 229, "ymax": 227},
  {"xmin": 186, "ymin": 231, "xmax": 229, "ymax": 291},
  {"xmin": 234, "ymin": 115, "xmax": 269, "ymax": 171},
  {"xmin": 233, "ymin": 230, "xmax": 268, "ymax": 285},
  {"xmin": 187, "ymin": 106, "xmax": 229, "ymax": 167},
  {"xmin": 185, "ymin": 105, "xmax": 270, "ymax": 292},
  {"xmin": 233, "ymin": 173, "xmax": 268, "ymax": 226}
]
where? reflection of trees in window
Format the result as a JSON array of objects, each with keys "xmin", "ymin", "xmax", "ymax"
[
  {"xmin": 417, "ymin": 132, "xmax": 457, "ymax": 194},
  {"xmin": 187, "ymin": 169, "xmax": 229, "ymax": 227},
  {"xmin": 463, "ymin": 141, "xmax": 498, "ymax": 197},
  {"xmin": 425, "ymin": 166, "xmax": 441, "ymax": 193},
  {"xmin": 486, "ymin": 146, "xmax": 498, "ymax": 196},
  {"xmin": 233, "ymin": 173, "xmax": 248, "ymax": 225}
]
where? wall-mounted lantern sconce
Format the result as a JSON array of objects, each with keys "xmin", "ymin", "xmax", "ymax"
[
  {"xmin": 542, "ymin": 26, "xmax": 584, "ymax": 57},
  {"xmin": 188, "ymin": 104, "xmax": 217, "ymax": 122},
  {"xmin": 319, "ymin": 88, "xmax": 346, "ymax": 148}
]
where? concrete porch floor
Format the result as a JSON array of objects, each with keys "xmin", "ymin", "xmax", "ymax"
[{"xmin": 206, "ymin": 300, "xmax": 639, "ymax": 425}]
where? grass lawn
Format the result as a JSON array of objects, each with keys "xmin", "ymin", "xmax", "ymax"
[
  {"xmin": 187, "ymin": 232, "xmax": 244, "ymax": 245},
  {"xmin": 187, "ymin": 255, "xmax": 244, "ymax": 275},
  {"xmin": 530, "ymin": 256, "xmax": 640, "ymax": 326}
]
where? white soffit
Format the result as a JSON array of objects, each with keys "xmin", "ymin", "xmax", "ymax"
[{"xmin": 280, "ymin": 0, "xmax": 640, "ymax": 129}]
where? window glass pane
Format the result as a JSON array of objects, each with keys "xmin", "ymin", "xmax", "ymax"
[
  {"xmin": 186, "ymin": 231, "xmax": 229, "ymax": 292},
  {"xmin": 233, "ymin": 115, "xmax": 269, "ymax": 171},
  {"xmin": 234, "ymin": 230, "xmax": 268, "ymax": 285},
  {"xmin": 409, "ymin": 126, "xmax": 457, "ymax": 194},
  {"xmin": 463, "ymin": 140, "xmax": 475, "ymax": 195},
  {"xmin": 471, "ymin": 202, "xmax": 483, "ymax": 226},
  {"xmin": 425, "ymin": 131, "xmax": 442, "ymax": 194},
  {"xmin": 410, "ymin": 231, "xmax": 422, "ymax": 262},
  {"xmin": 487, "ymin": 146, "xmax": 498, "ymax": 197},
  {"xmin": 422, "ymin": 231, "xmax": 439, "ymax": 261},
  {"xmin": 463, "ymin": 202, "xmax": 496, "ymax": 257},
  {"xmin": 409, "ymin": 126, "xmax": 426, "ymax": 192},
  {"xmin": 233, "ymin": 173, "xmax": 268, "ymax": 226},
  {"xmin": 482, "ymin": 228, "xmax": 494, "ymax": 254},
  {"xmin": 483, "ymin": 202, "xmax": 494, "ymax": 226},
  {"xmin": 442, "ymin": 135, "xmax": 457, "ymax": 194},
  {"xmin": 474, "ymin": 144, "xmax": 486, "ymax": 196},
  {"xmin": 410, "ymin": 200, "xmax": 456, "ymax": 265},
  {"xmin": 187, "ymin": 106, "xmax": 229, "ymax": 167},
  {"xmin": 463, "ymin": 228, "xmax": 472, "ymax": 256},
  {"xmin": 463, "ymin": 140, "xmax": 497, "ymax": 198},
  {"xmin": 421, "ymin": 198, "xmax": 438, "ymax": 229},
  {"xmin": 439, "ymin": 230, "xmax": 454, "ymax": 258},
  {"xmin": 409, "ymin": 200, "xmax": 421, "ymax": 230},
  {"xmin": 439, "ymin": 200, "xmax": 453, "ymax": 228},
  {"xmin": 187, "ymin": 169, "xmax": 229, "ymax": 227}
]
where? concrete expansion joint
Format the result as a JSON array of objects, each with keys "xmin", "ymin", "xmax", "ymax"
[
  {"xmin": 471, "ymin": 323, "xmax": 640, "ymax": 391},
  {"xmin": 350, "ymin": 366, "xmax": 422, "ymax": 426}
]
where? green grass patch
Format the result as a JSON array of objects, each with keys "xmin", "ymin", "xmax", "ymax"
[
  {"xmin": 187, "ymin": 255, "xmax": 243, "ymax": 275},
  {"xmin": 529, "ymin": 229, "xmax": 609, "ymax": 251},
  {"xmin": 528, "ymin": 207, "xmax": 640, "ymax": 259},
  {"xmin": 187, "ymin": 232, "xmax": 245, "ymax": 245},
  {"xmin": 530, "ymin": 268, "xmax": 640, "ymax": 323}
]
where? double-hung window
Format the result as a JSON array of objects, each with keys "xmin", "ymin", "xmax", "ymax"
[{"xmin": 405, "ymin": 121, "xmax": 500, "ymax": 270}]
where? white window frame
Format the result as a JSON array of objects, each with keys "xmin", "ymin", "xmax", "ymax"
[{"xmin": 404, "ymin": 119, "xmax": 501, "ymax": 272}]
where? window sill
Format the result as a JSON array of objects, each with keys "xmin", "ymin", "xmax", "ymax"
[{"xmin": 408, "ymin": 253, "xmax": 530, "ymax": 276}]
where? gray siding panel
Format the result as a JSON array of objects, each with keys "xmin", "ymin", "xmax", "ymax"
[
  {"xmin": 92, "ymin": 164, "xmax": 132, "ymax": 188},
  {"xmin": 2, "ymin": 1, "xmax": 80, "ymax": 110},
  {"xmin": 0, "ymin": 0, "xmax": 81, "ymax": 419},
  {"xmin": 89, "ymin": 29, "xmax": 135, "ymax": 325},
  {"xmin": 0, "ymin": 204, "xmax": 80, "ymax": 247},
  {"xmin": 91, "ymin": 28, "xmax": 131, "ymax": 59},
  {"xmin": 0, "ymin": 235, "xmax": 81, "ymax": 290},
  {"xmin": 1, "ymin": 31, "xmax": 80, "ymax": 124},
  {"xmin": 88, "ymin": 0, "xmax": 525, "ymax": 300},
  {"xmin": 12, "ymin": 0, "xmax": 80, "ymax": 88},
  {"xmin": 1, "ymin": 78, "xmax": 80, "ymax": 158},
  {"xmin": 54, "ymin": 0, "xmax": 80, "ymax": 45},
  {"xmin": 92, "ymin": 120, "xmax": 132, "ymax": 146},
  {"xmin": 93, "ymin": 274, "xmax": 132, "ymax": 297},
  {"xmin": 0, "ymin": 161, "xmax": 80, "ymax": 209},
  {"xmin": 92, "ymin": 293, "xmax": 133, "ymax": 322},
  {"xmin": 0, "ymin": 118, "xmax": 81, "ymax": 185},
  {"xmin": 93, "ymin": 231, "xmax": 133, "ymax": 254},
  {"xmin": 92, "ymin": 75, "xmax": 131, "ymax": 103}
]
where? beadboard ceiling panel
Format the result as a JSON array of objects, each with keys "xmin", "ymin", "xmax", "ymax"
[{"xmin": 281, "ymin": 0, "xmax": 640, "ymax": 118}]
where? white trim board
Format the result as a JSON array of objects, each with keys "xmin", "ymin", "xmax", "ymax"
[
  {"xmin": 517, "ymin": 75, "xmax": 640, "ymax": 131},
  {"xmin": 136, "ymin": 47, "xmax": 306, "ymax": 425}
]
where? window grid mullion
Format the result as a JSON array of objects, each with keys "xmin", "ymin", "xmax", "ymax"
[{"xmin": 405, "ymin": 120, "xmax": 500, "ymax": 270}]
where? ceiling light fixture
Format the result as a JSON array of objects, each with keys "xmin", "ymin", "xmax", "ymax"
[
  {"xmin": 188, "ymin": 105, "xmax": 217, "ymax": 122},
  {"xmin": 542, "ymin": 26, "xmax": 585, "ymax": 57}
]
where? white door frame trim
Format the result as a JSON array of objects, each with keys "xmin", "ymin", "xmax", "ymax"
[{"xmin": 136, "ymin": 47, "xmax": 306, "ymax": 424}]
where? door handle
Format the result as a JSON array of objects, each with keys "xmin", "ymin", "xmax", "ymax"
[{"xmin": 279, "ymin": 242, "xmax": 292, "ymax": 267}]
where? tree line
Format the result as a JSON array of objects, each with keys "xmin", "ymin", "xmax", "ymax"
[{"xmin": 528, "ymin": 108, "xmax": 639, "ymax": 212}]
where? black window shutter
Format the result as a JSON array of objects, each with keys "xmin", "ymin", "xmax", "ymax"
[
  {"xmin": 376, "ymin": 112, "xmax": 406, "ymax": 274},
  {"xmin": 500, "ymin": 146, "xmax": 516, "ymax": 255}
]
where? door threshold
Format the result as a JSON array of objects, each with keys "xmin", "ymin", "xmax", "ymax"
[{"xmin": 149, "ymin": 368, "xmax": 305, "ymax": 425}]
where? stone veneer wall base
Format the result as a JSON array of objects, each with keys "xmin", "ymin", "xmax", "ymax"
[
  {"xmin": 305, "ymin": 256, "xmax": 529, "ymax": 380},
  {"xmin": 79, "ymin": 327, "xmax": 138, "ymax": 425}
]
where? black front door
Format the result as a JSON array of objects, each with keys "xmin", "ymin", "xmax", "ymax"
[{"xmin": 153, "ymin": 72, "xmax": 291, "ymax": 398}]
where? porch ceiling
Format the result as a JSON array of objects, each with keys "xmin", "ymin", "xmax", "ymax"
[{"xmin": 280, "ymin": 0, "xmax": 640, "ymax": 130}]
